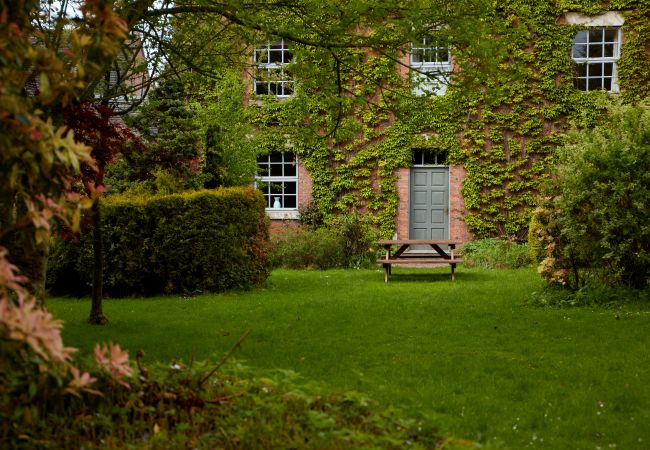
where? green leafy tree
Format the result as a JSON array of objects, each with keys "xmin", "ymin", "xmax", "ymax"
[
  {"xmin": 124, "ymin": 77, "xmax": 203, "ymax": 186},
  {"xmin": 191, "ymin": 72, "xmax": 258, "ymax": 188},
  {"xmin": 536, "ymin": 102, "xmax": 650, "ymax": 289}
]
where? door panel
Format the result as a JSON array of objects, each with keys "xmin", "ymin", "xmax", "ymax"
[{"xmin": 409, "ymin": 167, "xmax": 449, "ymax": 241}]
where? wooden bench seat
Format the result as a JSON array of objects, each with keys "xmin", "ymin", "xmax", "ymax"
[
  {"xmin": 377, "ymin": 258, "xmax": 463, "ymax": 282},
  {"xmin": 377, "ymin": 258, "xmax": 463, "ymax": 265}
]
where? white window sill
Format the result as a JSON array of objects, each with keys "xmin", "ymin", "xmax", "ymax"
[{"xmin": 266, "ymin": 210, "xmax": 300, "ymax": 220}]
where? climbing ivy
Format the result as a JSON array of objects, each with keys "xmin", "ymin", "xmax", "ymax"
[{"xmin": 195, "ymin": 1, "xmax": 650, "ymax": 239}]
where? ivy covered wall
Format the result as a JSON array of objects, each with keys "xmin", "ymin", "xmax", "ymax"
[{"xmin": 237, "ymin": 0, "xmax": 650, "ymax": 239}]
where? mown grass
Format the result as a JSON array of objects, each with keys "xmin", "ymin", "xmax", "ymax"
[{"xmin": 48, "ymin": 267, "xmax": 650, "ymax": 449}]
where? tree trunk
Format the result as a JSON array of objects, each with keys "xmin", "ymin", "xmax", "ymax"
[{"xmin": 88, "ymin": 199, "xmax": 108, "ymax": 325}]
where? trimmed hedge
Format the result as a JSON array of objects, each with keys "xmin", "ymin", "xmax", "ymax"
[{"xmin": 48, "ymin": 187, "xmax": 270, "ymax": 296}]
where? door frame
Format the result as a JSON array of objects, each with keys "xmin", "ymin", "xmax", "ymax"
[{"xmin": 408, "ymin": 166, "xmax": 450, "ymax": 240}]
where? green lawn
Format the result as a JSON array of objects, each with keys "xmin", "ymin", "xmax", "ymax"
[{"xmin": 49, "ymin": 267, "xmax": 650, "ymax": 450}]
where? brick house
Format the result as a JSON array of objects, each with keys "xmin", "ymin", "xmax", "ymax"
[{"xmin": 246, "ymin": 6, "xmax": 648, "ymax": 241}]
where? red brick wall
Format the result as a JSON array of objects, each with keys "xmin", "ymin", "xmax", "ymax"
[
  {"xmin": 297, "ymin": 160, "xmax": 313, "ymax": 209},
  {"xmin": 269, "ymin": 219, "xmax": 299, "ymax": 234},
  {"xmin": 396, "ymin": 168, "xmax": 410, "ymax": 239},
  {"xmin": 450, "ymin": 165, "xmax": 472, "ymax": 243}
]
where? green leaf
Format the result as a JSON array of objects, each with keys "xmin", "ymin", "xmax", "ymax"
[{"xmin": 39, "ymin": 72, "xmax": 52, "ymax": 98}]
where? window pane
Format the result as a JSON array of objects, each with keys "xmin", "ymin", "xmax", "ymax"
[
  {"xmin": 589, "ymin": 63, "xmax": 602, "ymax": 77},
  {"xmin": 269, "ymin": 152, "xmax": 283, "ymax": 163},
  {"xmin": 412, "ymin": 149, "xmax": 423, "ymax": 165},
  {"xmin": 588, "ymin": 28, "xmax": 603, "ymax": 42},
  {"xmin": 277, "ymin": 81, "xmax": 291, "ymax": 95},
  {"xmin": 423, "ymin": 150, "xmax": 437, "ymax": 165},
  {"xmin": 604, "ymin": 28, "xmax": 617, "ymax": 42},
  {"xmin": 603, "ymin": 77, "xmax": 612, "ymax": 91},
  {"xmin": 411, "ymin": 49, "xmax": 424, "ymax": 63},
  {"xmin": 284, "ymin": 182, "xmax": 296, "ymax": 195},
  {"xmin": 270, "ymin": 163, "xmax": 283, "ymax": 177},
  {"xmin": 574, "ymin": 30, "xmax": 588, "ymax": 44},
  {"xmin": 572, "ymin": 44, "xmax": 587, "ymax": 58},
  {"xmin": 603, "ymin": 43, "xmax": 615, "ymax": 58},
  {"xmin": 284, "ymin": 195, "xmax": 297, "ymax": 209},
  {"xmin": 255, "ymin": 82, "xmax": 268, "ymax": 95},
  {"xmin": 588, "ymin": 43, "xmax": 602, "ymax": 58},
  {"xmin": 603, "ymin": 63, "xmax": 613, "ymax": 76},
  {"xmin": 587, "ymin": 77, "xmax": 600, "ymax": 90},
  {"xmin": 574, "ymin": 77, "xmax": 587, "ymax": 90},
  {"xmin": 284, "ymin": 162, "xmax": 297, "ymax": 177},
  {"xmin": 269, "ymin": 50, "xmax": 282, "ymax": 63},
  {"xmin": 573, "ymin": 63, "xmax": 587, "ymax": 78}
]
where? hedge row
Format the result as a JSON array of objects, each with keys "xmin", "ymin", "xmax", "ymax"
[{"xmin": 47, "ymin": 187, "xmax": 270, "ymax": 297}]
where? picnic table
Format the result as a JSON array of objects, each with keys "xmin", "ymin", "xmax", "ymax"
[{"xmin": 377, "ymin": 240, "xmax": 463, "ymax": 282}]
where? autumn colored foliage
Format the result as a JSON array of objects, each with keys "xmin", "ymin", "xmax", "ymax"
[{"xmin": 63, "ymin": 103, "xmax": 144, "ymax": 196}]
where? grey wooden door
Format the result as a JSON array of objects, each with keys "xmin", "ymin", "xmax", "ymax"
[{"xmin": 409, "ymin": 167, "xmax": 449, "ymax": 240}]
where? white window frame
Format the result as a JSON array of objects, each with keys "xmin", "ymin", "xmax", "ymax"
[
  {"xmin": 572, "ymin": 26, "xmax": 621, "ymax": 93},
  {"xmin": 256, "ymin": 152, "xmax": 299, "ymax": 217},
  {"xmin": 410, "ymin": 35, "xmax": 451, "ymax": 96},
  {"xmin": 253, "ymin": 39, "xmax": 294, "ymax": 97}
]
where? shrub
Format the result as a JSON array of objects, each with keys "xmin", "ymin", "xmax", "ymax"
[
  {"xmin": 297, "ymin": 201, "xmax": 325, "ymax": 229},
  {"xmin": 47, "ymin": 187, "xmax": 270, "ymax": 296},
  {"xmin": 271, "ymin": 227, "xmax": 346, "ymax": 269},
  {"xmin": 536, "ymin": 102, "xmax": 650, "ymax": 289},
  {"xmin": 330, "ymin": 211, "xmax": 380, "ymax": 269},
  {"xmin": 1, "ymin": 247, "xmax": 135, "ymax": 445},
  {"xmin": 271, "ymin": 212, "xmax": 379, "ymax": 270},
  {"xmin": 461, "ymin": 238, "xmax": 531, "ymax": 269}
]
